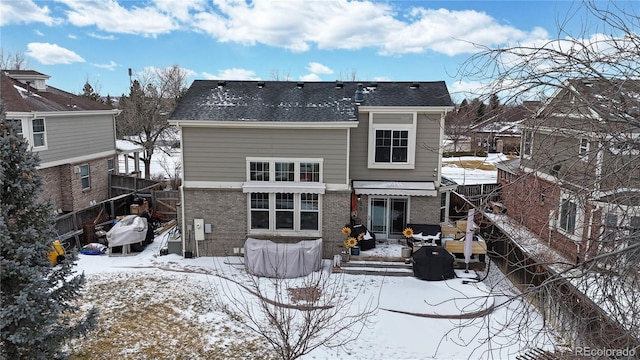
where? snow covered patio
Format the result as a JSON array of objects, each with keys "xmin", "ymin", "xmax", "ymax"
[{"xmin": 66, "ymin": 229, "xmax": 558, "ymax": 359}]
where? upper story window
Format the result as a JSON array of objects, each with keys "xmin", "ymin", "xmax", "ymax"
[
  {"xmin": 368, "ymin": 112, "xmax": 416, "ymax": 169},
  {"xmin": 603, "ymin": 213, "xmax": 618, "ymax": 243},
  {"xmin": 579, "ymin": 138, "xmax": 589, "ymax": 160},
  {"xmin": 559, "ymin": 198, "xmax": 577, "ymax": 234},
  {"xmin": 31, "ymin": 118, "xmax": 46, "ymax": 148},
  {"xmin": 522, "ymin": 130, "xmax": 533, "ymax": 158},
  {"xmin": 375, "ymin": 130, "xmax": 408, "ymax": 163},
  {"xmin": 247, "ymin": 158, "xmax": 322, "ymax": 183},
  {"xmin": 80, "ymin": 164, "xmax": 90, "ymax": 189}
]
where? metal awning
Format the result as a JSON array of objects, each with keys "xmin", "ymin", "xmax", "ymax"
[
  {"xmin": 352, "ymin": 181, "xmax": 437, "ymax": 196},
  {"xmin": 242, "ymin": 182, "xmax": 326, "ymax": 194}
]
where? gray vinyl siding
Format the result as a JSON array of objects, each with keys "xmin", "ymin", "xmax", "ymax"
[
  {"xmin": 349, "ymin": 112, "xmax": 441, "ymax": 181},
  {"xmin": 37, "ymin": 114, "xmax": 115, "ymax": 163},
  {"xmin": 182, "ymin": 127, "xmax": 348, "ymax": 183}
]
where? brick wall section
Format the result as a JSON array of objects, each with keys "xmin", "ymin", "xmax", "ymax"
[
  {"xmin": 498, "ymin": 170, "xmax": 596, "ymax": 263},
  {"xmin": 408, "ymin": 195, "xmax": 441, "ymax": 224},
  {"xmin": 37, "ymin": 156, "xmax": 115, "ymax": 212},
  {"xmin": 182, "ymin": 188, "xmax": 351, "ymax": 257},
  {"xmin": 38, "ymin": 166, "xmax": 64, "ymax": 210}
]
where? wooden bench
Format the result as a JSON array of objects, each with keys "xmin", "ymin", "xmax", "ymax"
[{"xmin": 444, "ymin": 236, "xmax": 487, "ymax": 263}]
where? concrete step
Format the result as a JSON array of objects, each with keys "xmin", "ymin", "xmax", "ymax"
[{"xmin": 334, "ymin": 259, "xmax": 414, "ymax": 276}]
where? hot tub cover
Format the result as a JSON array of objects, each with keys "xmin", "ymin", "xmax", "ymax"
[{"xmin": 244, "ymin": 238, "xmax": 323, "ymax": 278}]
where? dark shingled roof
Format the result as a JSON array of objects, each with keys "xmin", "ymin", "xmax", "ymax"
[
  {"xmin": 1, "ymin": 70, "xmax": 114, "ymax": 112},
  {"xmin": 169, "ymin": 80, "xmax": 453, "ymax": 122}
]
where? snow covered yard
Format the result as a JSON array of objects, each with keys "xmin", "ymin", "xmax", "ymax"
[{"xmin": 66, "ymin": 231, "xmax": 556, "ymax": 360}]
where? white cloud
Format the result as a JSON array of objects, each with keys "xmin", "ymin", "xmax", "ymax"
[
  {"xmin": 87, "ymin": 32, "xmax": 117, "ymax": 40},
  {"xmin": 34, "ymin": 30, "xmax": 44, "ymax": 36},
  {"xmin": 188, "ymin": 0, "xmax": 547, "ymax": 56},
  {"xmin": 203, "ymin": 68, "xmax": 260, "ymax": 80},
  {"xmin": 299, "ymin": 73, "xmax": 322, "ymax": 81},
  {"xmin": 0, "ymin": 0, "xmax": 56, "ymax": 26},
  {"xmin": 59, "ymin": 0, "xmax": 179, "ymax": 37},
  {"xmin": 374, "ymin": 76, "xmax": 391, "ymax": 82},
  {"xmin": 25, "ymin": 42, "xmax": 85, "ymax": 65},
  {"xmin": 68, "ymin": 34, "xmax": 78, "ymax": 39},
  {"xmin": 94, "ymin": 60, "xmax": 118, "ymax": 71},
  {"xmin": 307, "ymin": 62, "xmax": 333, "ymax": 75}
]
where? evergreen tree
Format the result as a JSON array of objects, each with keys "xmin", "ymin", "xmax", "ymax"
[
  {"xmin": 81, "ymin": 81, "xmax": 101, "ymax": 102},
  {"xmin": 0, "ymin": 108, "xmax": 98, "ymax": 359}
]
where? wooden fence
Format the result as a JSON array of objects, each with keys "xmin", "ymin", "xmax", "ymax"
[{"xmin": 54, "ymin": 175, "xmax": 180, "ymax": 249}]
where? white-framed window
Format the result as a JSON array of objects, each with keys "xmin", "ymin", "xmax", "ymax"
[
  {"xmin": 628, "ymin": 216, "xmax": 640, "ymax": 262},
  {"xmin": 246, "ymin": 159, "xmax": 322, "ymax": 183},
  {"xmin": 107, "ymin": 158, "xmax": 115, "ymax": 174},
  {"xmin": 80, "ymin": 164, "xmax": 90, "ymax": 189},
  {"xmin": 579, "ymin": 138, "xmax": 589, "ymax": 160},
  {"xmin": 522, "ymin": 130, "xmax": 533, "ymax": 158},
  {"xmin": 559, "ymin": 198, "xmax": 577, "ymax": 234},
  {"xmin": 31, "ymin": 118, "xmax": 46, "ymax": 148},
  {"xmin": 249, "ymin": 192, "xmax": 321, "ymax": 233},
  {"xmin": 246, "ymin": 158, "xmax": 323, "ymax": 236},
  {"xmin": 367, "ymin": 113, "xmax": 417, "ymax": 169}
]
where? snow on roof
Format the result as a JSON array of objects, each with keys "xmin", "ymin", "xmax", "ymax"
[{"xmin": 116, "ymin": 139, "xmax": 144, "ymax": 153}]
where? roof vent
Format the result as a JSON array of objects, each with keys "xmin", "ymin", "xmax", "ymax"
[
  {"xmin": 354, "ymin": 83, "xmax": 364, "ymax": 103},
  {"xmin": 296, "ymin": 82, "xmax": 304, "ymax": 89},
  {"xmin": 217, "ymin": 81, "xmax": 226, "ymax": 88},
  {"xmin": 335, "ymin": 81, "xmax": 344, "ymax": 89},
  {"xmin": 410, "ymin": 82, "xmax": 420, "ymax": 89},
  {"xmin": 257, "ymin": 81, "xmax": 265, "ymax": 88}
]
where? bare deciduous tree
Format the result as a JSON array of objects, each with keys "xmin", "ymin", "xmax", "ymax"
[
  {"xmin": 0, "ymin": 49, "xmax": 29, "ymax": 70},
  {"xmin": 452, "ymin": 0, "xmax": 640, "ymax": 356},
  {"xmin": 117, "ymin": 65, "xmax": 188, "ymax": 179},
  {"xmin": 211, "ymin": 259, "xmax": 377, "ymax": 360}
]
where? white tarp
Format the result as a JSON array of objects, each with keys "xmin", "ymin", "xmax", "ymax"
[
  {"xmin": 106, "ymin": 215, "xmax": 148, "ymax": 247},
  {"xmin": 244, "ymin": 238, "xmax": 323, "ymax": 278}
]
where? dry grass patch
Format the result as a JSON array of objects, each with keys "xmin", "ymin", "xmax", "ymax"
[
  {"xmin": 67, "ymin": 272, "xmax": 275, "ymax": 360},
  {"xmin": 442, "ymin": 159, "xmax": 496, "ymax": 171}
]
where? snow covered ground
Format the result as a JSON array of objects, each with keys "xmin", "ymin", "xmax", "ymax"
[
  {"xmin": 68, "ymin": 232, "xmax": 557, "ymax": 359},
  {"xmin": 441, "ymin": 153, "xmax": 509, "ymax": 185}
]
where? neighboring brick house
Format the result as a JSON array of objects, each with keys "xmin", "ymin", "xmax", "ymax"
[
  {"xmin": 169, "ymin": 81, "xmax": 454, "ymax": 257},
  {"xmin": 496, "ymin": 79, "xmax": 640, "ymax": 263},
  {"xmin": 1, "ymin": 70, "xmax": 120, "ymax": 212}
]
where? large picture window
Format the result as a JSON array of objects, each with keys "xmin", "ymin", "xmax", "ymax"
[
  {"xmin": 246, "ymin": 158, "xmax": 323, "ymax": 235},
  {"xmin": 249, "ymin": 193, "xmax": 320, "ymax": 233}
]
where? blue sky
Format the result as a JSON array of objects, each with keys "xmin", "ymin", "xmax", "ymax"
[{"xmin": 0, "ymin": 0, "xmax": 611, "ymax": 102}]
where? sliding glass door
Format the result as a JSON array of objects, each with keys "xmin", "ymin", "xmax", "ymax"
[{"xmin": 369, "ymin": 197, "xmax": 408, "ymax": 240}]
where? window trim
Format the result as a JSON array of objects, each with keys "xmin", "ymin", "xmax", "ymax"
[
  {"xmin": 246, "ymin": 158, "xmax": 323, "ymax": 183},
  {"xmin": 556, "ymin": 191, "xmax": 584, "ymax": 241},
  {"xmin": 107, "ymin": 158, "xmax": 115, "ymax": 174},
  {"xmin": 367, "ymin": 113, "xmax": 417, "ymax": 169}
]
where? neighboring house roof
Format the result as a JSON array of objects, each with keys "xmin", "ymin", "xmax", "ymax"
[
  {"xmin": 169, "ymin": 80, "xmax": 453, "ymax": 122},
  {"xmin": 495, "ymin": 158, "xmax": 521, "ymax": 175},
  {"xmin": 470, "ymin": 103, "xmax": 539, "ymax": 135},
  {"xmin": 1, "ymin": 70, "xmax": 114, "ymax": 112}
]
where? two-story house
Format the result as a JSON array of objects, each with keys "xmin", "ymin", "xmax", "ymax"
[
  {"xmin": 1, "ymin": 70, "xmax": 120, "ymax": 212},
  {"xmin": 496, "ymin": 78, "xmax": 640, "ymax": 263},
  {"xmin": 168, "ymin": 81, "xmax": 454, "ymax": 257}
]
